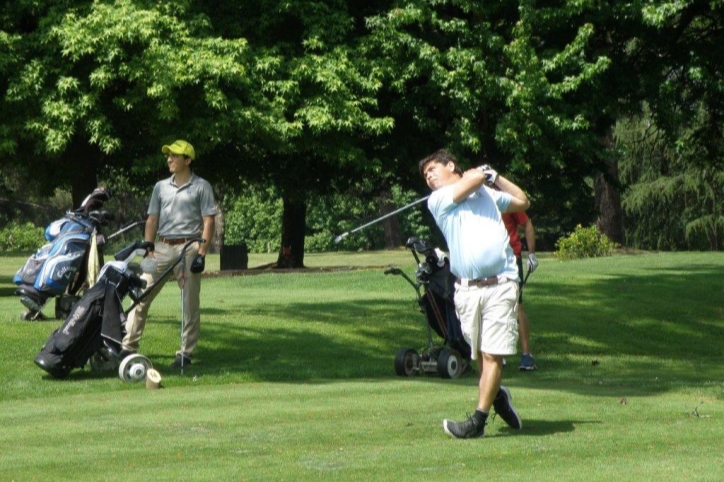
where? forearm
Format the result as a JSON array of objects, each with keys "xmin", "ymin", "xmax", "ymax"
[
  {"xmin": 496, "ymin": 175, "xmax": 529, "ymax": 212},
  {"xmin": 524, "ymin": 221, "xmax": 536, "ymax": 253},
  {"xmin": 199, "ymin": 216, "xmax": 215, "ymax": 256},
  {"xmin": 452, "ymin": 169, "xmax": 486, "ymax": 204},
  {"xmin": 144, "ymin": 216, "xmax": 159, "ymax": 244}
]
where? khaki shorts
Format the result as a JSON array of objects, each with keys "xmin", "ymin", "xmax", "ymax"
[{"xmin": 454, "ymin": 280, "xmax": 519, "ymax": 359}]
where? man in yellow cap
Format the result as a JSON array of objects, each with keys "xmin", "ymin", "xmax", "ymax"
[{"xmin": 121, "ymin": 139, "xmax": 217, "ymax": 368}]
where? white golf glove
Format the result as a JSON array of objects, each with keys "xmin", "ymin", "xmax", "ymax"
[
  {"xmin": 477, "ymin": 165, "xmax": 498, "ymax": 186},
  {"xmin": 527, "ymin": 253, "xmax": 539, "ymax": 273}
]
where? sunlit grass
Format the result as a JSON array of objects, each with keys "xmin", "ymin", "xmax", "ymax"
[{"xmin": 1, "ymin": 250, "xmax": 723, "ymax": 481}]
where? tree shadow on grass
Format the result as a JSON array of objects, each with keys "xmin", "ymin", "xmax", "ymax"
[
  {"xmin": 199, "ymin": 261, "xmax": 722, "ymax": 395},
  {"xmin": 34, "ymin": 260, "xmax": 724, "ymax": 395},
  {"xmin": 503, "ymin": 262, "xmax": 724, "ymax": 393},
  {"xmin": 0, "ymin": 286, "xmax": 18, "ymax": 297},
  {"xmin": 142, "ymin": 297, "xmax": 428, "ymax": 380}
]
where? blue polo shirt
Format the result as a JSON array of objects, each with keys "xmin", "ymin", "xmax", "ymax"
[{"xmin": 428, "ymin": 184, "xmax": 519, "ymax": 281}]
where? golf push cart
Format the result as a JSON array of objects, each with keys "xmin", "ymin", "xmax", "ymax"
[
  {"xmin": 34, "ymin": 237, "xmax": 202, "ymax": 383},
  {"xmin": 385, "ymin": 237, "xmax": 471, "ymax": 379}
]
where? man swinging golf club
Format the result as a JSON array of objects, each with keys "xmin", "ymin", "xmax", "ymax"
[
  {"xmin": 120, "ymin": 139, "xmax": 217, "ymax": 369},
  {"xmin": 419, "ymin": 149, "xmax": 528, "ymax": 439}
]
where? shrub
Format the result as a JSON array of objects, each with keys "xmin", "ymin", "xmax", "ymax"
[
  {"xmin": 555, "ymin": 224, "xmax": 619, "ymax": 260},
  {"xmin": 223, "ymin": 183, "xmax": 282, "ymax": 253},
  {"xmin": 0, "ymin": 221, "xmax": 46, "ymax": 251}
]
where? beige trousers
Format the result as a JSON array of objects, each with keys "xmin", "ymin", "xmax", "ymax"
[{"xmin": 122, "ymin": 241, "xmax": 202, "ymax": 357}]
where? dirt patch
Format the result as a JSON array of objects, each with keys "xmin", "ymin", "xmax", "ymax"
[{"xmin": 202, "ymin": 265, "xmax": 392, "ymax": 278}]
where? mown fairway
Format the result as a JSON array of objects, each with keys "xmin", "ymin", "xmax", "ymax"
[{"xmin": 1, "ymin": 250, "xmax": 723, "ymax": 481}]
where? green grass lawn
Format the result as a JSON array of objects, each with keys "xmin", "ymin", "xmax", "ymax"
[{"xmin": 1, "ymin": 250, "xmax": 723, "ymax": 481}]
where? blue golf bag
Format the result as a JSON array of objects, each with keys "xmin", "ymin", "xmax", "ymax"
[{"xmin": 14, "ymin": 188, "xmax": 114, "ymax": 320}]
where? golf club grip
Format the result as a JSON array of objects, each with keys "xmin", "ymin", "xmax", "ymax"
[{"xmin": 521, "ymin": 267, "xmax": 532, "ymax": 293}]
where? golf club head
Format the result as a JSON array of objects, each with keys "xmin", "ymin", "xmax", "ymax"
[
  {"xmin": 407, "ymin": 237, "xmax": 434, "ymax": 256},
  {"xmin": 415, "ymin": 260, "xmax": 434, "ymax": 282},
  {"xmin": 405, "ymin": 236, "xmax": 420, "ymax": 249},
  {"xmin": 333, "ymin": 232, "xmax": 348, "ymax": 244},
  {"xmin": 88, "ymin": 210, "xmax": 114, "ymax": 225},
  {"xmin": 114, "ymin": 240, "xmax": 151, "ymax": 261}
]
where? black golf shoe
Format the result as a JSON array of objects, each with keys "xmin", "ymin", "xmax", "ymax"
[
  {"xmin": 443, "ymin": 411, "xmax": 487, "ymax": 439},
  {"xmin": 170, "ymin": 354, "xmax": 192, "ymax": 368},
  {"xmin": 492, "ymin": 385, "xmax": 522, "ymax": 430}
]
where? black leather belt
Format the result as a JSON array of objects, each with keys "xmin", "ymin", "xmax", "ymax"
[{"xmin": 159, "ymin": 237, "xmax": 197, "ymax": 246}]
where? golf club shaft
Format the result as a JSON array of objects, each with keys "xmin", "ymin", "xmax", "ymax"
[
  {"xmin": 520, "ymin": 266, "xmax": 532, "ymax": 295},
  {"xmin": 177, "ymin": 237, "xmax": 202, "ymax": 375},
  {"xmin": 334, "ymin": 195, "xmax": 430, "ymax": 243},
  {"xmin": 180, "ymin": 255, "xmax": 186, "ymax": 375},
  {"xmin": 181, "ymin": 238, "xmax": 204, "ymax": 375},
  {"xmin": 107, "ymin": 220, "xmax": 145, "ymax": 240}
]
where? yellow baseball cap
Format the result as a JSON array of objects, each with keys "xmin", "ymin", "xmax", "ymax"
[{"xmin": 162, "ymin": 140, "xmax": 195, "ymax": 160}]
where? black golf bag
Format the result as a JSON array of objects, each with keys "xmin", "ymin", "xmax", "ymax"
[
  {"xmin": 34, "ymin": 238, "xmax": 201, "ymax": 380},
  {"xmin": 14, "ymin": 188, "xmax": 114, "ymax": 320},
  {"xmin": 33, "ymin": 255, "xmax": 148, "ymax": 379},
  {"xmin": 386, "ymin": 237, "xmax": 471, "ymax": 379}
]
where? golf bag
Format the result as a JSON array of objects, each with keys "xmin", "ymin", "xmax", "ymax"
[
  {"xmin": 386, "ymin": 237, "xmax": 471, "ymax": 379},
  {"xmin": 14, "ymin": 188, "xmax": 114, "ymax": 320},
  {"xmin": 33, "ymin": 241, "xmax": 155, "ymax": 379},
  {"xmin": 34, "ymin": 238, "xmax": 202, "ymax": 380}
]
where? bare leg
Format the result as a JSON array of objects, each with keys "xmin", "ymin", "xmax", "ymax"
[
  {"xmin": 518, "ymin": 302, "xmax": 530, "ymax": 354},
  {"xmin": 477, "ymin": 352, "xmax": 503, "ymax": 412}
]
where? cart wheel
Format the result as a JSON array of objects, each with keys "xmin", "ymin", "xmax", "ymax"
[
  {"xmin": 89, "ymin": 347, "xmax": 119, "ymax": 372},
  {"xmin": 394, "ymin": 348, "xmax": 419, "ymax": 377},
  {"xmin": 437, "ymin": 349, "xmax": 463, "ymax": 379},
  {"xmin": 118, "ymin": 354, "xmax": 153, "ymax": 383}
]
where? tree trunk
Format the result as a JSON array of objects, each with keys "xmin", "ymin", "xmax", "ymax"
[
  {"xmin": 212, "ymin": 206, "xmax": 224, "ymax": 255},
  {"xmin": 594, "ymin": 167, "xmax": 624, "ymax": 245},
  {"xmin": 594, "ymin": 132, "xmax": 625, "ymax": 245},
  {"xmin": 276, "ymin": 192, "xmax": 306, "ymax": 268},
  {"xmin": 67, "ymin": 136, "xmax": 100, "ymax": 209},
  {"xmin": 380, "ymin": 191, "xmax": 402, "ymax": 249}
]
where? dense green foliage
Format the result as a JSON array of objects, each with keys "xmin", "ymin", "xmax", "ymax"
[
  {"xmin": 555, "ymin": 224, "xmax": 619, "ymax": 260},
  {"xmin": 223, "ymin": 182, "xmax": 283, "ymax": 253},
  {"xmin": 613, "ymin": 0, "xmax": 724, "ymax": 251},
  {"xmin": 0, "ymin": 221, "xmax": 45, "ymax": 251},
  {"xmin": 223, "ymin": 180, "xmax": 435, "ymax": 253},
  {"xmin": 2, "ymin": 0, "xmax": 723, "ymax": 255},
  {"xmin": 1, "ymin": 0, "xmax": 257, "ymax": 208},
  {"xmin": 617, "ymin": 110, "xmax": 724, "ymax": 251}
]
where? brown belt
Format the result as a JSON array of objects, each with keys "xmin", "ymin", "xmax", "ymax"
[
  {"xmin": 456, "ymin": 277, "xmax": 500, "ymax": 288},
  {"xmin": 159, "ymin": 237, "xmax": 198, "ymax": 246}
]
